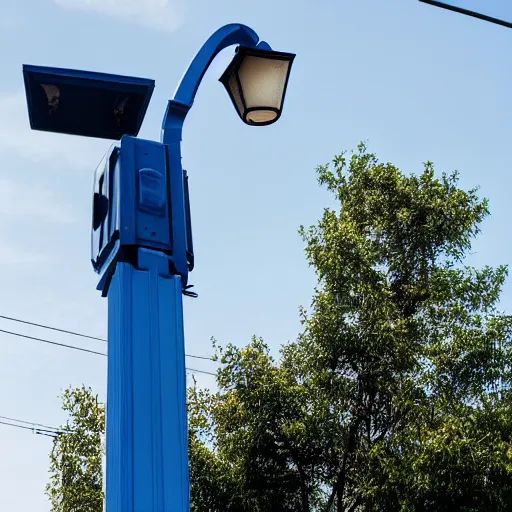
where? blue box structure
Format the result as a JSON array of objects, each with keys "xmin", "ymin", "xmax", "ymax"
[{"xmin": 91, "ymin": 136, "xmax": 194, "ymax": 295}]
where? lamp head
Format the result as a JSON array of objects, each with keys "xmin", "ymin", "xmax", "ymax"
[
  {"xmin": 23, "ymin": 65, "xmax": 155, "ymax": 140},
  {"xmin": 219, "ymin": 46, "xmax": 295, "ymax": 126}
]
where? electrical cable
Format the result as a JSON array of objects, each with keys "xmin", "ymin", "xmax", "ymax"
[
  {"xmin": 0, "ymin": 314, "xmax": 214, "ymax": 361},
  {"xmin": 0, "ymin": 414, "xmax": 62, "ymax": 432},
  {"xmin": 419, "ymin": 0, "xmax": 512, "ymax": 30},
  {"xmin": 0, "ymin": 328, "xmax": 107, "ymax": 356},
  {"xmin": 0, "ymin": 328, "xmax": 217, "ymax": 376},
  {"xmin": 0, "ymin": 419, "xmax": 60, "ymax": 437},
  {"xmin": 0, "ymin": 313, "xmax": 218, "ymax": 442},
  {"xmin": 0, "ymin": 314, "xmax": 104, "ymax": 342}
]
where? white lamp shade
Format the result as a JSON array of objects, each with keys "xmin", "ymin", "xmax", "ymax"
[{"xmin": 220, "ymin": 46, "xmax": 295, "ymax": 126}]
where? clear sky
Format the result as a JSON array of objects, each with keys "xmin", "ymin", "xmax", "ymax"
[{"xmin": 1, "ymin": 0, "xmax": 512, "ymax": 509}]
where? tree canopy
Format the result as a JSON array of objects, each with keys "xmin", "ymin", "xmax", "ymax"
[
  {"xmin": 47, "ymin": 144, "xmax": 512, "ymax": 511},
  {"xmin": 47, "ymin": 386, "xmax": 104, "ymax": 512}
]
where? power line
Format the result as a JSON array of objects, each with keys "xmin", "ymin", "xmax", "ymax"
[
  {"xmin": 0, "ymin": 328, "xmax": 217, "ymax": 376},
  {"xmin": 183, "ymin": 353, "xmax": 214, "ymax": 362},
  {"xmin": 0, "ymin": 314, "xmax": 214, "ymax": 361},
  {"xmin": 185, "ymin": 367, "xmax": 217, "ymax": 376},
  {"xmin": 0, "ymin": 414, "xmax": 62, "ymax": 432},
  {"xmin": 0, "ymin": 328, "xmax": 107, "ymax": 357},
  {"xmin": 0, "ymin": 419, "xmax": 60, "ymax": 438},
  {"xmin": 419, "ymin": 0, "xmax": 512, "ymax": 30},
  {"xmin": 0, "ymin": 314, "xmax": 104, "ymax": 342}
]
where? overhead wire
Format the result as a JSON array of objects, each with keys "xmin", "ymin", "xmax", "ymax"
[
  {"xmin": 0, "ymin": 314, "xmax": 214, "ymax": 361},
  {"xmin": 0, "ymin": 418, "xmax": 61, "ymax": 438},
  {"xmin": 0, "ymin": 328, "xmax": 107, "ymax": 357},
  {"xmin": 0, "ymin": 328, "xmax": 217, "ymax": 376},
  {"xmin": 0, "ymin": 315, "xmax": 217, "ymax": 439},
  {"xmin": 0, "ymin": 414, "xmax": 63, "ymax": 431},
  {"xmin": 0, "ymin": 314, "xmax": 104, "ymax": 342}
]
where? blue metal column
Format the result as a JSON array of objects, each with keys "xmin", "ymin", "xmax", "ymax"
[
  {"xmin": 106, "ymin": 248, "xmax": 189, "ymax": 512},
  {"xmin": 105, "ymin": 24, "xmax": 266, "ymax": 512}
]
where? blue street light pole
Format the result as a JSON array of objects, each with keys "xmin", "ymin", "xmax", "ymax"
[{"xmin": 23, "ymin": 23, "xmax": 295, "ymax": 512}]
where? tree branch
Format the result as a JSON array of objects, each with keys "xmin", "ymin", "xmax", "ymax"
[{"xmin": 346, "ymin": 493, "xmax": 363, "ymax": 512}]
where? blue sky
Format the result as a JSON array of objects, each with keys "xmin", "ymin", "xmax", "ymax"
[{"xmin": 1, "ymin": 0, "xmax": 512, "ymax": 510}]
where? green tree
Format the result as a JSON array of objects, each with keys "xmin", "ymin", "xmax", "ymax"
[
  {"xmin": 285, "ymin": 144, "xmax": 512, "ymax": 510},
  {"xmin": 189, "ymin": 145, "xmax": 512, "ymax": 510},
  {"xmin": 47, "ymin": 145, "xmax": 512, "ymax": 511},
  {"xmin": 46, "ymin": 386, "xmax": 104, "ymax": 512}
]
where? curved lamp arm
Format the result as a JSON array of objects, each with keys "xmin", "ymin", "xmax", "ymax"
[
  {"xmin": 161, "ymin": 23, "xmax": 270, "ymax": 144},
  {"xmin": 161, "ymin": 23, "xmax": 271, "ymax": 284},
  {"xmin": 174, "ymin": 24, "xmax": 258, "ymax": 108}
]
